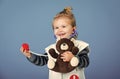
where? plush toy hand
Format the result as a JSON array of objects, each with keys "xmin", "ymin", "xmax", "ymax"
[
  {"xmin": 49, "ymin": 48, "xmax": 58, "ymax": 58},
  {"xmin": 72, "ymin": 47, "xmax": 79, "ymax": 55}
]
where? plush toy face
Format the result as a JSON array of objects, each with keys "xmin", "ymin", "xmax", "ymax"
[
  {"xmin": 60, "ymin": 43, "xmax": 69, "ymax": 50},
  {"xmin": 56, "ymin": 38, "xmax": 74, "ymax": 53}
]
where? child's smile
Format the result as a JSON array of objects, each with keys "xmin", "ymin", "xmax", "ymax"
[{"xmin": 58, "ymin": 32, "xmax": 66, "ymax": 37}]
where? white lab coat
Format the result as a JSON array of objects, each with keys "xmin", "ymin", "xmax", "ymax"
[{"xmin": 45, "ymin": 40, "xmax": 89, "ymax": 79}]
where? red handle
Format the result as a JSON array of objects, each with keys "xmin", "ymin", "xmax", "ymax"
[{"xmin": 22, "ymin": 43, "xmax": 29, "ymax": 51}]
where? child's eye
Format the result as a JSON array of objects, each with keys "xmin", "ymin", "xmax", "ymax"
[
  {"xmin": 62, "ymin": 26, "xmax": 66, "ymax": 28},
  {"xmin": 54, "ymin": 27, "xmax": 59, "ymax": 29}
]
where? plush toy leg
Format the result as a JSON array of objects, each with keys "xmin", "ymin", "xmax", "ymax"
[
  {"xmin": 70, "ymin": 57, "xmax": 79, "ymax": 67},
  {"xmin": 47, "ymin": 59, "xmax": 55, "ymax": 69}
]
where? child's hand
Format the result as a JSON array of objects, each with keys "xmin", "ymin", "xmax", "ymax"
[
  {"xmin": 20, "ymin": 43, "xmax": 31, "ymax": 58},
  {"xmin": 61, "ymin": 51, "xmax": 74, "ymax": 62}
]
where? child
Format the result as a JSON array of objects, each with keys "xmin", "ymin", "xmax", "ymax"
[{"xmin": 20, "ymin": 7, "xmax": 90, "ymax": 79}]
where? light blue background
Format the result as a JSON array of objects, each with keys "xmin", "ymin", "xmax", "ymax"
[{"xmin": 0, "ymin": 0, "xmax": 120, "ymax": 79}]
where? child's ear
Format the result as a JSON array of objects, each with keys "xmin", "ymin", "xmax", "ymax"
[{"xmin": 73, "ymin": 26, "xmax": 76, "ymax": 32}]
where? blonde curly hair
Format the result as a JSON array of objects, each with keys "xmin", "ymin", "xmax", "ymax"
[{"xmin": 52, "ymin": 7, "xmax": 76, "ymax": 27}]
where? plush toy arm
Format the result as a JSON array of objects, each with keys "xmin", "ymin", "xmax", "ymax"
[
  {"xmin": 72, "ymin": 47, "xmax": 79, "ymax": 55},
  {"xmin": 49, "ymin": 48, "xmax": 58, "ymax": 58}
]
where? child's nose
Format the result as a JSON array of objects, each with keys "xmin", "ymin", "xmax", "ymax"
[{"xmin": 58, "ymin": 27, "xmax": 62, "ymax": 32}]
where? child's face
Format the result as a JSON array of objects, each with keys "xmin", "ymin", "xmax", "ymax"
[{"xmin": 53, "ymin": 17, "xmax": 76, "ymax": 39}]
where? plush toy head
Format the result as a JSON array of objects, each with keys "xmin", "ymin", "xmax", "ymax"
[
  {"xmin": 48, "ymin": 38, "xmax": 79, "ymax": 73},
  {"xmin": 56, "ymin": 38, "xmax": 74, "ymax": 53}
]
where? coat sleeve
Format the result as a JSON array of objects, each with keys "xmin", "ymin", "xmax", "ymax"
[
  {"xmin": 76, "ymin": 47, "xmax": 90, "ymax": 68},
  {"xmin": 27, "ymin": 52, "xmax": 48, "ymax": 66}
]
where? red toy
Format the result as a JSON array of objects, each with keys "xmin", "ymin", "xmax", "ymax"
[{"xmin": 22, "ymin": 43, "xmax": 29, "ymax": 52}]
